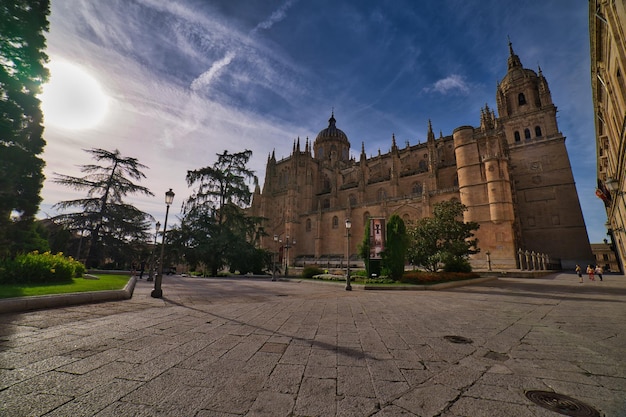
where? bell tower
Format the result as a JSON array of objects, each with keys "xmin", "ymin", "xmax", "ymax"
[{"xmin": 496, "ymin": 41, "xmax": 592, "ymax": 269}]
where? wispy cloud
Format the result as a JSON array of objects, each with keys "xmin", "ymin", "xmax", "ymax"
[
  {"xmin": 424, "ymin": 74, "xmax": 470, "ymax": 95},
  {"xmin": 190, "ymin": 51, "xmax": 237, "ymax": 91},
  {"xmin": 251, "ymin": 0, "xmax": 298, "ymax": 34}
]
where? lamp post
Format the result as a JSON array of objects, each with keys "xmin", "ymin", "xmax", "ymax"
[
  {"xmin": 272, "ymin": 234, "xmax": 279, "ymax": 281},
  {"xmin": 151, "ymin": 189, "xmax": 174, "ymax": 298},
  {"xmin": 284, "ymin": 235, "xmax": 295, "ymax": 276},
  {"xmin": 147, "ymin": 221, "xmax": 160, "ymax": 282},
  {"xmin": 485, "ymin": 250, "xmax": 492, "ymax": 271},
  {"xmin": 345, "ymin": 219, "xmax": 352, "ymax": 291}
]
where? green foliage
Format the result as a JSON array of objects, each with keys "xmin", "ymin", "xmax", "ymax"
[
  {"xmin": 177, "ymin": 150, "xmax": 260, "ymax": 276},
  {"xmin": 381, "ymin": 214, "xmax": 407, "ymax": 279},
  {"xmin": 407, "ymin": 200, "xmax": 479, "ymax": 272},
  {"xmin": 399, "ymin": 270, "xmax": 479, "ymax": 284},
  {"xmin": 357, "ymin": 220, "xmax": 371, "ymax": 277},
  {"xmin": 0, "ymin": 251, "xmax": 85, "ymax": 284},
  {"xmin": 442, "ymin": 254, "xmax": 472, "ymax": 273},
  {"xmin": 302, "ymin": 266, "xmax": 324, "ymax": 278},
  {"xmin": 228, "ymin": 245, "xmax": 268, "ymax": 275},
  {"xmin": 52, "ymin": 148, "xmax": 155, "ymax": 268},
  {"xmin": 0, "ymin": 0, "xmax": 50, "ymax": 257}
]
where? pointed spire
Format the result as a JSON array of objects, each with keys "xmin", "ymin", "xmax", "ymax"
[
  {"xmin": 427, "ymin": 119, "xmax": 435, "ymax": 142},
  {"xmin": 305, "ymin": 137, "xmax": 309, "ymax": 153},
  {"xmin": 507, "ymin": 37, "xmax": 522, "ymax": 70},
  {"xmin": 297, "ymin": 136, "xmax": 301, "ymax": 152}
]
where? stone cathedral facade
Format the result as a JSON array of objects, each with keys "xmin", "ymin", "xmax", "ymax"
[{"xmin": 249, "ymin": 44, "xmax": 593, "ymax": 270}]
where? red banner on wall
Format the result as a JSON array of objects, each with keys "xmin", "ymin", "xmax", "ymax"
[{"xmin": 369, "ymin": 218, "xmax": 386, "ymax": 260}]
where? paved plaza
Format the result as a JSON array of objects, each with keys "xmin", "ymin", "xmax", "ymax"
[{"xmin": 0, "ymin": 273, "xmax": 625, "ymax": 416}]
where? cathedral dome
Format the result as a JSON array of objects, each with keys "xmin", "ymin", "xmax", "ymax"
[
  {"xmin": 315, "ymin": 113, "xmax": 349, "ymax": 143},
  {"xmin": 313, "ymin": 113, "xmax": 351, "ymax": 161}
]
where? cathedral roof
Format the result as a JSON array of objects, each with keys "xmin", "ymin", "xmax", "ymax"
[{"xmin": 314, "ymin": 113, "xmax": 349, "ymax": 145}]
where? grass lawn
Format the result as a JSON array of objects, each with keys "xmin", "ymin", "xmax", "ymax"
[{"xmin": 0, "ymin": 274, "xmax": 131, "ymax": 299}]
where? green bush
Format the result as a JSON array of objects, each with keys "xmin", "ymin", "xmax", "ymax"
[
  {"xmin": 399, "ymin": 270, "xmax": 479, "ymax": 285},
  {"xmin": 0, "ymin": 251, "xmax": 85, "ymax": 284},
  {"xmin": 302, "ymin": 266, "xmax": 324, "ymax": 278}
]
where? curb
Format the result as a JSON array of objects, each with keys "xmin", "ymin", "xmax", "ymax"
[
  {"xmin": 281, "ymin": 276, "xmax": 498, "ymax": 290},
  {"xmin": 0, "ymin": 276, "xmax": 137, "ymax": 314}
]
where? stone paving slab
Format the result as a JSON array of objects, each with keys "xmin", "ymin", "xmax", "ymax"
[{"xmin": 0, "ymin": 273, "xmax": 625, "ymax": 416}]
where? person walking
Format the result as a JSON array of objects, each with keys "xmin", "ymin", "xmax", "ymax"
[
  {"xmin": 594, "ymin": 265, "xmax": 604, "ymax": 281},
  {"xmin": 586, "ymin": 265, "xmax": 595, "ymax": 281},
  {"xmin": 575, "ymin": 265, "xmax": 583, "ymax": 283}
]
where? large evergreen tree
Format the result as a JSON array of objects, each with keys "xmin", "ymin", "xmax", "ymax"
[
  {"xmin": 178, "ymin": 150, "xmax": 263, "ymax": 276},
  {"xmin": 381, "ymin": 214, "xmax": 408, "ymax": 279},
  {"xmin": 52, "ymin": 148, "xmax": 154, "ymax": 267},
  {"xmin": 0, "ymin": 0, "xmax": 50, "ymax": 256}
]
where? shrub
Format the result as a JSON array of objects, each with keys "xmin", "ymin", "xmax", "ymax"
[
  {"xmin": 399, "ymin": 270, "xmax": 479, "ymax": 285},
  {"xmin": 0, "ymin": 251, "xmax": 85, "ymax": 284},
  {"xmin": 302, "ymin": 266, "xmax": 324, "ymax": 278},
  {"xmin": 442, "ymin": 256, "xmax": 472, "ymax": 273}
]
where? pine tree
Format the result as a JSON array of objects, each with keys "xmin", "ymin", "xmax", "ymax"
[
  {"xmin": 0, "ymin": 0, "xmax": 50, "ymax": 256},
  {"xmin": 179, "ymin": 150, "xmax": 261, "ymax": 276},
  {"xmin": 52, "ymin": 148, "xmax": 154, "ymax": 267}
]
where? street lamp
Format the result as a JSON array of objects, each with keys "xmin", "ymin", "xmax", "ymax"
[
  {"xmin": 151, "ymin": 188, "xmax": 174, "ymax": 298},
  {"xmin": 272, "ymin": 234, "xmax": 279, "ymax": 281},
  {"xmin": 284, "ymin": 235, "xmax": 295, "ymax": 276},
  {"xmin": 147, "ymin": 221, "xmax": 160, "ymax": 282},
  {"xmin": 345, "ymin": 219, "xmax": 352, "ymax": 291}
]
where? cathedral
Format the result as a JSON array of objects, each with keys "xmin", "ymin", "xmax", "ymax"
[{"xmin": 249, "ymin": 44, "xmax": 593, "ymax": 271}]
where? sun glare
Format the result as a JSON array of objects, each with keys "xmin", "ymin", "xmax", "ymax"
[{"xmin": 40, "ymin": 60, "xmax": 110, "ymax": 130}]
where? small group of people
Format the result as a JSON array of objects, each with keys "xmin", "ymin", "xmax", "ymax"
[{"xmin": 575, "ymin": 264, "xmax": 603, "ymax": 282}]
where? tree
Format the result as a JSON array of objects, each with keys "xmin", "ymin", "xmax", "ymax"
[
  {"xmin": 178, "ymin": 150, "xmax": 263, "ymax": 276},
  {"xmin": 357, "ymin": 220, "xmax": 371, "ymax": 277},
  {"xmin": 381, "ymin": 214, "xmax": 408, "ymax": 279},
  {"xmin": 52, "ymin": 148, "xmax": 154, "ymax": 267},
  {"xmin": 0, "ymin": 0, "xmax": 50, "ymax": 257},
  {"xmin": 407, "ymin": 200, "xmax": 479, "ymax": 272}
]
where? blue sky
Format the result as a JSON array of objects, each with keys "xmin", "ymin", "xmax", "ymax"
[{"xmin": 39, "ymin": 0, "xmax": 608, "ymax": 243}]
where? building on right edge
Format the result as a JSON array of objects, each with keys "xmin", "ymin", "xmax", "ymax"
[{"xmin": 590, "ymin": 0, "xmax": 626, "ymax": 273}]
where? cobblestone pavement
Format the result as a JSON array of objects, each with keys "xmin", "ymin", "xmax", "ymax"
[{"xmin": 1, "ymin": 273, "xmax": 625, "ymax": 416}]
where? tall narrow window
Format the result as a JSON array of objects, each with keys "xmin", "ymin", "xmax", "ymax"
[
  {"xmin": 524, "ymin": 128, "xmax": 531, "ymax": 139},
  {"xmin": 518, "ymin": 93, "xmax": 526, "ymax": 105},
  {"xmin": 514, "ymin": 131, "xmax": 521, "ymax": 142},
  {"xmin": 332, "ymin": 216, "xmax": 338, "ymax": 229},
  {"xmin": 535, "ymin": 126, "xmax": 542, "ymax": 137},
  {"xmin": 306, "ymin": 218, "xmax": 311, "ymax": 232}
]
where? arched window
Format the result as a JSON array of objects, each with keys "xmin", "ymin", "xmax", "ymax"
[
  {"xmin": 378, "ymin": 188, "xmax": 387, "ymax": 201},
  {"xmin": 349, "ymin": 194, "xmax": 357, "ymax": 206},
  {"xmin": 412, "ymin": 182, "xmax": 423, "ymax": 195},
  {"xmin": 306, "ymin": 218, "xmax": 311, "ymax": 232},
  {"xmin": 535, "ymin": 126, "xmax": 542, "ymax": 137},
  {"xmin": 332, "ymin": 216, "xmax": 338, "ymax": 229},
  {"xmin": 524, "ymin": 128, "xmax": 531, "ymax": 139},
  {"xmin": 418, "ymin": 160, "xmax": 427, "ymax": 171},
  {"xmin": 514, "ymin": 131, "xmax": 521, "ymax": 142},
  {"xmin": 518, "ymin": 92, "xmax": 526, "ymax": 105},
  {"xmin": 323, "ymin": 199, "xmax": 330, "ymax": 209},
  {"xmin": 363, "ymin": 212, "xmax": 370, "ymax": 226}
]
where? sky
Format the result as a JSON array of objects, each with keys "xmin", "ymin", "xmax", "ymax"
[{"xmin": 38, "ymin": 0, "xmax": 608, "ymax": 243}]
